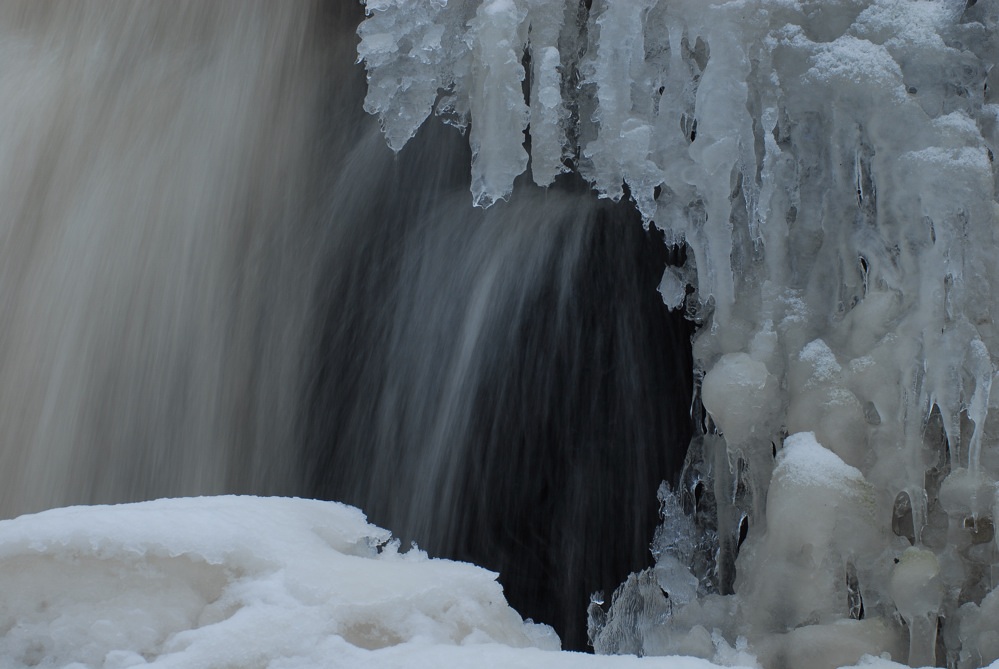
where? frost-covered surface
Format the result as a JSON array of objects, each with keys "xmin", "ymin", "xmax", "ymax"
[
  {"xmin": 360, "ymin": 1, "xmax": 999, "ymax": 667},
  {"xmin": 0, "ymin": 495, "xmax": 990, "ymax": 669}
]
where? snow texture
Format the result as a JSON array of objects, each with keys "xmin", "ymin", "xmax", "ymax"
[
  {"xmin": 360, "ymin": 0, "xmax": 999, "ymax": 666},
  {"xmin": 2, "ymin": 495, "xmax": 993, "ymax": 669},
  {"xmin": 0, "ymin": 496, "xmax": 735, "ymax": 669}
]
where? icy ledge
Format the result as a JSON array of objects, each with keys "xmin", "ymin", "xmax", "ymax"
[{"xmin": 0, "ymin": 495, "xmax": 959, "ymax": 669}]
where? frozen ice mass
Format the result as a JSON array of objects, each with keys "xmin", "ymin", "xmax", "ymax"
[{"xmin": 357, "ymin": 0, "xmax": 999, "ymax": 666}]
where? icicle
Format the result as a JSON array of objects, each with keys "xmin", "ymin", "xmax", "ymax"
[
  {"xmin": 464, "ymin": 0, "xmax": 531, "ymax": 207},
  {"xmin": 579, "ymin": 0, "xmax": 661, "ymax": 222},
  {"xmin": 526, "ymin": 0, "xmax": 569, "ymax": 187}
]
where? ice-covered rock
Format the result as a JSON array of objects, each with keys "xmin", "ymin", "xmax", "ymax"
[
  {"xmin": 738, "ymin": 434, "xmax": 881, "ymax": 632},
  {"xmin": 890, "ymin": 548, "xmax": 943, "ymax": 668}
]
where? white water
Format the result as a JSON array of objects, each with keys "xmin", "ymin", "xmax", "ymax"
[{"xmin": 360, "ymin": 0, "xmax": 999, "ymax": 667}]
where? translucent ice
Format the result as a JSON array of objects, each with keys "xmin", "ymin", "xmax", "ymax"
[
  {"xmin": 701, "ymin": 353, "xmax": 777, "ymax": 447},
  {"xmin": 465, "ymin": 0, "xmax": 531, "ymax": 206}
]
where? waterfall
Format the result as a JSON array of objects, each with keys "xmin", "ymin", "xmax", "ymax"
[
  {"xmin": 0, "ymin": 0, "xmax": 695, "ymax": 656},
  {"xmin": 5, "ymin": 0, "xmax": 999, "ymax": 666},
  {"xmin": 0, "ymin": 1, "xmax": 336, "ymax": 515},
  {"xmin": 301, "ymin": 117, "xmax": 694, "ymax": 648}
]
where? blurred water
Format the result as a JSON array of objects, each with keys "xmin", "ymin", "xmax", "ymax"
[
  {"xmin": 0, "ymin": 2, "xmax": 693, "ymax": 651},
  {"xmin": 0, "ymin": 1, "xmax": 348, "ymax": 514}
]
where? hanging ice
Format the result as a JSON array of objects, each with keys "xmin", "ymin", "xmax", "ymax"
[{"xmin": 359, "ymin": 1, "xmax": 999, "ymax": 667}]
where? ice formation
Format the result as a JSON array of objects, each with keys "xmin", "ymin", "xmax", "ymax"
[{"xmin": 359, "ymin": 0, "xmax": 999, "ymax": 667}]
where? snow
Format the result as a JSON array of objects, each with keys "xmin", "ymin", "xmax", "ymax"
[
  {"xmin": 771, "ymin": 431, "xmax": 867, "ymax": 490},
  {"xmin": 0, "ymin": 496, "xmax": 710, "ymax": 668},
  {"xmin": 2, "ymin": 495, "xmax": 993, "ymax": 669}
]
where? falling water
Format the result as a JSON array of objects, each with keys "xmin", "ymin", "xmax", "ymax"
[
  {"xmin": 302, "ymin": 119, "xmax": 694, "ymax": 647},
  {"xmin": 0, "ymin": 1, "xmax": 334, "ymax": 514},
  {"xmin": 0, "ymin": 1, "xmax": 695, "ymax": 652}
]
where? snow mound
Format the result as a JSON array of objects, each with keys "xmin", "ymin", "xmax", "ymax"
[{"xmin": 0, "ymin": 495, "xmax": 747, "ymax": 669}]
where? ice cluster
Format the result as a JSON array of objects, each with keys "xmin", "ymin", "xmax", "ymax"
[{"xmin": 359, "ymin": 0, "xmax": 999, "ymax": 667}]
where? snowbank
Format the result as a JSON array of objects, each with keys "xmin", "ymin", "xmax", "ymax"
[{"xmin": 0, "ymin": 496, "xmax": 726, "ymax": 668}]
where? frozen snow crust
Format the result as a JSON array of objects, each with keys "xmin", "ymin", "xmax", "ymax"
[
  {"xmin": 0, "ymin": 496, "xmax": 565, "ymax": 668},
  {"xmin": 0, "ymin": 496, "xmax": 538, "ymax": 668},
  {"xmin": 360, "ymin": 0, "xmax": 999, "ymax": 667},
  {"xmin": 1, "ymin": 495, "xmax": 990, "ymax": 669}
]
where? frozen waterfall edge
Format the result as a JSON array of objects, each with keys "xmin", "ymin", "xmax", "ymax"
[{"xmin": 360, "ymin": 1, "xmax": 999, "ymax": 667}]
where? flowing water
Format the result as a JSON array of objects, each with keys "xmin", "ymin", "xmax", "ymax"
[{"xmin": 0, "ymin": 1, "xmax": 694, "ymax": 651}]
